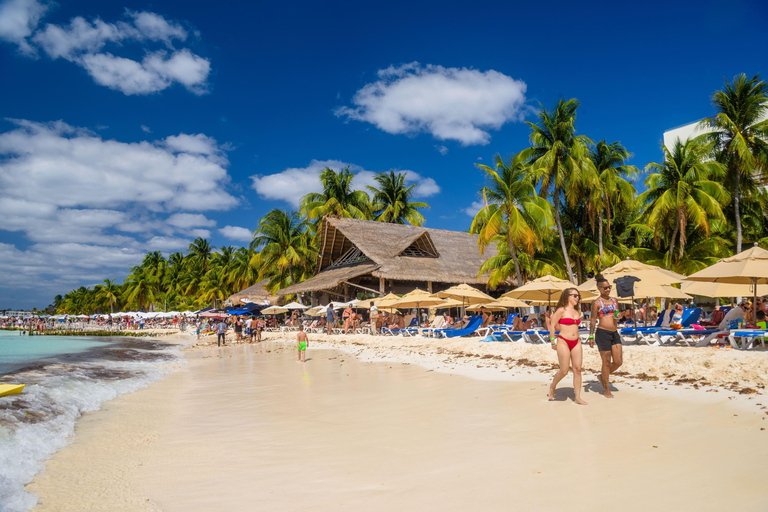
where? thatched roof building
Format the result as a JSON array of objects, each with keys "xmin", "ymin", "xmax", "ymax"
[
  {"xmin": 228, "ymin": 280, "xmax": 279, "ymax": 305},
  {"xmin": 278, "ymin": 216, "xmax": 503, "ymax": 301}
]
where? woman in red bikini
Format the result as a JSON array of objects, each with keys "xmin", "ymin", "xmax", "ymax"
[{"xmin": 547, "ymin": 287, "xmax": 588, "ymax": 405}]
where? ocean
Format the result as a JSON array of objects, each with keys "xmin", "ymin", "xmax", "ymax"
[{"xmin": 0, "ymin": 330, "xmax": 186, "ymax": 512}]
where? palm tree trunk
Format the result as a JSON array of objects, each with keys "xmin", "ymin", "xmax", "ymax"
[
  {"xmin": 507, "ymin": 231, "xmax": 523, "ymax": 286},
  {"xmin": 553, "ymin": 189, "xmax": 576, "ymax": 283},
  {"xmin": 734, "ymin": 169, "xmax": 742, "ymax": 253},
  {"xmin": 598, "ymin": 212, "xmax": 604, "ymax": 260},
  {"xmin": 667, "ymin": 214, "xmax": 680, "ymax": 270}
]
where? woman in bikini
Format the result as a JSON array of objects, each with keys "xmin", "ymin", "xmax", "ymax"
[
  {"xmin": 548, "ymin": 288, "xmax": 588, "ymax": 405},
  {"xmin": 589, "ymin": 273, "xmax": 622, "ymax": 398}
]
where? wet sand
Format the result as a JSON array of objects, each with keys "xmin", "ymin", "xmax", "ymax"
[{"xmin": 28, "ymin": 339, "xmax": 768, "ymax": 511}]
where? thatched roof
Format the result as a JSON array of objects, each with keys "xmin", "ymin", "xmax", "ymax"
[
  {"xmin": 228, "ymin": 280, "xmax": 278, "ymax": 305},
  {"xmin": 278, "ymin": 216, "xmax": 497, "ymax": 295}
]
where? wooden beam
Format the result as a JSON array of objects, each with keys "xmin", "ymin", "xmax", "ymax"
[
  {"xmin": 319, "ymin": 288, "xmax": 346, "ymax": 299},
  {"xmin": 427, "ymin": 281, "xmax": 433, "ymax": 293},
  {"xmin": 379, "ymin": 277, "xmax": 386, "ymax": 294},
  {"xmin": 344, "ymin": 280, "xmax": 383, "ymax": 296}
]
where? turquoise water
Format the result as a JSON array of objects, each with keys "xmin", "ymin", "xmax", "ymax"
[
  {"xmin": 0, "ymin": 331, "xmax": 108, "ymax": 374},
  {"xmin": 0, "ymin": 332, "xmax": 186, "ymax": 511}
]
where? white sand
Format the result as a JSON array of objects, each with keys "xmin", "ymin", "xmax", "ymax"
[{"xmin": 27, "ymin": 334, "xmax": 768, "ymax": 512}]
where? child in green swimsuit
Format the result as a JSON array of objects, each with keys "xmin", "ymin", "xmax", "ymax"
[{"xmin": 297, "ymin": 325, "xmax": 309, "ymax": 362}]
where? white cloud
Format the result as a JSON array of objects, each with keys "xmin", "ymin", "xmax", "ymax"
[
  {"xmin": 1, "ymin": 6, "xmax": 210, "ymax": 95},
  {"xmin": 219, "ymin": 225, "xmax": 253, "ymax": 242},
  {"xmin": 164, "ymin": 133, "xmax": 220, "ymax": 156},
  {"xmin": 250, "ymin": 159, "xmax": 440, "ymax": 208},
  {"xmin": 0, "ymin": 119, "xmax": 241, "ymax": 307},
  {"xmin": 464, "ymin": 201, "xmax": 484, "ymax": 217},
  {"xmin": 436, "ymin": 145, "xmax": 449, "ymax": 155},
  {"xmin": 336, "ymin": 62, "xmax": 527, "ymax": 145},
  {"xmin": 166, "ymin": 213, "xmax": 216, "ymax": 229},
  {"xmin": 0, "ymin": 0, "xmax": 48, "ymax": 55},
  {"xmin": 141, "ymin": 124, "xmax": 152, "ymax": 133},
  {"xmin": 145, "ymin": 236, "xmax": 191, "ymax": 252}
]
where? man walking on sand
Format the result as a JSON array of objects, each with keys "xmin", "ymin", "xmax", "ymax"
[
  {"xmin": 297, "ymin": 325, "xmax": 309, "ymax": 362},
  {"xmin": 326, "ymin": 304, "xmax": 336, "ymax": 335},
  {"xmin": 369, "ymin": 301, "xmax": 379, "ymax": 335},
  {"xmin": 216, "ymin": 318, "xmax": 227, "ymax": 347}
]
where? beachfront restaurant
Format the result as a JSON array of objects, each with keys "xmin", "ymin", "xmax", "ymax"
[{"xmin": 277, "ymin": 216, "xmax": 508, "ymax": 305}]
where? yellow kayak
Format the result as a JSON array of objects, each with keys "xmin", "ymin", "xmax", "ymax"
[{"xmin": 0, "ymin": 384, "xmax": 25, "ymax": 397}]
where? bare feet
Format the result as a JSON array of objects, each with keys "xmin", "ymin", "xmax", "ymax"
[
  {"xmin": 548, "ymin": 383, "xmax": 556, "ymax": 401},
  {"xmin": 604, "ymin": 390, "xmax": 614, "ymax": 398},
  {"xmin": 574, "ymin": 398, "xmax": 588, "ymax": 405}
]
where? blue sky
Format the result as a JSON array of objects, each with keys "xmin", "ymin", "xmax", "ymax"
[{"xmin": 0, "ymin": 0, "xmax": 765, "ymax": 308}]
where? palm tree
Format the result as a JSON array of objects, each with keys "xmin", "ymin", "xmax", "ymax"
[
  {"xmin": 97, "ymin": 278, "xmax": 120, "ymax": 314},
  {"xmin": 229, "ymin": 247, "xmax": 258, "ymax": 292},
  {"xmin": 470, "ymin": 151, "xmax": 553, "ymax": 286},
  {"xmin": 700, "ymin": 73, "xmax": 768, "ymax": 253},
  {"xmin": 368, "ymin": 170, "xmax": 429, "ymax": 225},
  {"xmin": 300, "ymin": 166, "xmax": 372, "ymax": 220},
  {"xmin": 588, "ymin": 140, "xmax": 638, "ymax": 260},
  {"xmin": 523, "ymin": 98, "xmax": 595, "ymax": 283},
  {"xmin": 188, "ymin": 237, "xmax": 213, "ymax": 268},
  {"xmin": 123, "ymin": 266, "xmax": 158, "ymax": 311},
  {"xmin": 250, "ymin": 209, "xmax": 316, "ymax": 295},
  {"xmin": 638, "ymin": 137, "xmax": 729, "ymax": 268}
]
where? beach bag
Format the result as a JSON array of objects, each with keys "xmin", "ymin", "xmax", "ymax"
[{"xmin": 729, "ymin": 319, "xmax": 742, "ymax": 329}]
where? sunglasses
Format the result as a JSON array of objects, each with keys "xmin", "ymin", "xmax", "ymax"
[
  {"xmin": 600, "ymin": 285, "xmax": 611, "ymax": 290},
  {"xmin": 569, "ymin": 294, "xmax": 581, "ymax": 298}
]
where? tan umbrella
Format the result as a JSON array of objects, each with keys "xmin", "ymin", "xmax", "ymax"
[
  {"xmin": 261, "ymin": 306, "xmax": 288, "ymax": 315},
  {"xmin": 436, "ymin": 283, "xmax": 494, "ymax": 305},
  {"xmin": 686, "ymin": 243, "xmax": 768, "ymax": 312},
  {"xmin": 390, "ymin": 289, "xmax": 445, "ymax": 326},
  {"xmin": 431, "ymin": 298, "xmax": 465, "ymax": 309},
  {"xmin": 503, "ymin": 274, "xmax": 584, "ymax": 304},
  {"xmin": 578, "ymin": 259, "xmax": 686, "ymax": 292},
  {"xmin": 681, "ymin": 280, "xmax": 768, "ymax": 298},
  {"xmin": 371, "ymin": 293, "xmax": 400, "ymax": 308},
  {"xmin": 390, "ymin": 289, "xmax": 445, "ymax": 308},
  {"xmin": 489, "ymin": 296, "xmax": 530, "ymax": 309},
  {"xmin": 467, "ymin": 300, "xmax": 522, "ymax": 312}
]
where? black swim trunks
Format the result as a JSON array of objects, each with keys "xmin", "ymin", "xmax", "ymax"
[{"xmin": 595, "ymin": 328, "xmax": 622, "ymax": 351}]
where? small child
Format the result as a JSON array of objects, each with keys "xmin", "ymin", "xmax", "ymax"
[{"xmin": 297, "ymin": 325, "xmax": 309, "ymax": 362}]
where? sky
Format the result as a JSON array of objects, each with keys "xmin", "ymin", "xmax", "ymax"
[{"xmin": 0, "ymin": 0, "xmax": 766, "ymax": 309}]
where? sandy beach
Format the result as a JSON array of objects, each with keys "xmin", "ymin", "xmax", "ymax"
[{"xmin": 24, "ymin": 332, "xmax": 768, "ymax": 512}]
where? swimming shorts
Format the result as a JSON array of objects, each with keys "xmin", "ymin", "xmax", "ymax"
[
  {"xmin": 298, "ymin": 341, "xmax": 307, "ymax": 351},
  {"xmin": 595, "ymin": 328, "xmax": 621, "ymax": 351}
]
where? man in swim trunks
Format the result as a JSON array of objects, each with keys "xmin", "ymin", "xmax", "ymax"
[
  {"xmin": 589, "ymin": 273, "xmax": 622, "ymax": 398},
  {"xmin": 297, "ymin": 325, "xmax": 309, "ymax": 362}
]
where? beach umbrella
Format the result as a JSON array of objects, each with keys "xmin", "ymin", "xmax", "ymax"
[
  {"xmin": 431, "ymin": 298, "xmax": 465, "ymax": 309},
  {"xmin": 686, "ymin": 243, "xmax": 768, "ymax": 316},
  {"xmin": 436, "ymin": 283, "xmax": 494, "ymax": 305},
  {"xmin": 578, "ymin": 259, "xmax": 686, "ymax": 292},
  {"xmin": 284, "ymin": 302, "xmax": 308, "ymax": 310},
  {"xmin": 371, "ymin": 293, "xmax": 400, "ymax": 307},
  {"xmin": 261, "ymin": 306, "xmax": 288, "ymax": 315},
  {"xmin": 390, "ymin": 289, "xmax": 445, "ymax": 326},
  {"xmin": 681, "ymin": 280, "xmax": 768, "ymax": 299},
  {"xmin": 503, "ymin": 274, "xmax": 581, "ymax": 304},
  {"xmin": 466, "ymin": 302, "xmax": 507, "ymax": 312}
]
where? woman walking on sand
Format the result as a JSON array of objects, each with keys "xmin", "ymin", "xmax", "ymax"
[
  {"xmin": 589, "ymin": 273, "xmax": 622, "ymax": 398},
  {"xmin": 548, "ymin": 288, "xmax": 588, "ymax": 405}
]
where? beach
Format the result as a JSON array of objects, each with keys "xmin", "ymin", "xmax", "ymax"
[{"xmin": 25, "ymin": 332, "xmax": 768, "ymax": 512}]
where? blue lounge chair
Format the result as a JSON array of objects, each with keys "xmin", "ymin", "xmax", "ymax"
[
  {"xmin": 439, "ymin": 315, "xmax": 484, "ymax": 338},
  {"xmin": 382, "ymin": 317, "xmax": 418, "ymax": 336},
  {"xmin": 728, "ymin": 330, "xmax": 768, "ymax": 349}
]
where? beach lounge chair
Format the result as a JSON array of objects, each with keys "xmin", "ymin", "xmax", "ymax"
[
  {"xmin": 438, "ymin": 315, "xmax": 484, "ymax": 338},
  {"xmin": 728, "ymin": 330, "xmax": 768, "ymax": 349},
  {"xmin": 382, "ymin": 317, "xmax": 418, "ymax": 336},
  {"xmin": 634, "ymin": 308, "xmax": 703, "ymax": 345},
  {"xmin": 477, "ymin": 314, "xmax": 516, "ymax": 338}
]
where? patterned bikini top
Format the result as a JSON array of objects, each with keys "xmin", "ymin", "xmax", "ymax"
[{"xmin": 596, "ymin": 297, "xmax": 618, "ymax": 318}]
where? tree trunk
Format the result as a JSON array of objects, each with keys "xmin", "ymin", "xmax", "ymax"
[
  {"xmin": 667, "ymin": 212, "xmax": 680, "ymax": 270},
  {"xmin": 507, "ymin": 230, "xmax": 523, "ymax": 286},
  {"xmin": 734, "ymin": 169, "xmax": 742, "ymax": 253},
  {"xmin": 553, "ymin": 189, "xmax": 576, "ymax": 283},
  {"xmin": 576, "ymin": 257, "xmax": 583, "ymax": 285},
  {"xmin": 598, "ymin": 212, "xmax": 604, "ymax": 260}
]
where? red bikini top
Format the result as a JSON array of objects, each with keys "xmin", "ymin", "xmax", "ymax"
[{"xmin": 558, "ymin": 317, "xmax": 579, "ymax": 326}]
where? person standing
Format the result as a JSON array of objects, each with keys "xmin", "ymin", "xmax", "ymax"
[
  {"xmin": 342, "ymin": 305, "xmax": 353, "ymax": 334},
  {"xmin": 548, "ymin": 288, "xmax": 587, "ymax": 405},
  {"xmin": 297, "ymin": 325, "xmax": 309, "ymax": 362},
  {"xmin": 589, "ymin": 274, "xmax": 622, "ymax": 398},
  {"xmin": 216, "ymin": 318, "xmax": 227, "ymax": 346},
  {"xmin": 325, "ymin": 304, "xmax": 336, "ymax": 335},
  {"xmin": 234, "ymin": 317, "xmax": 243, "ymax": 342},
  {"xmin": 369, "ymin": 301, "xmax": 379, "ymax": 335}
]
